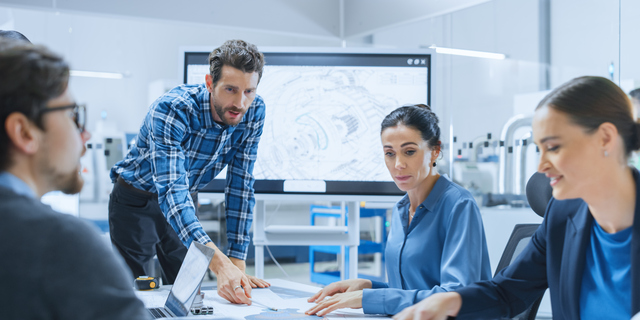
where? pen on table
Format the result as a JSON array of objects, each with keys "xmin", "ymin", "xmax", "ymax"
[{"xmin": 251, "ymin": 299, "xmax": 278, "ymax": 311}]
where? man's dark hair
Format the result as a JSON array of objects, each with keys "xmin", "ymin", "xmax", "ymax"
[
  {"xmin": 0, "ymin": 39, "xmax": 69, "ymax": 170},
  {"xmin": 0, "ymin": 30, "xmax": 31, "ymax": 43},
  {"xmin": 208, "ymin": 39, "xmax": 264, "ymax": 86}
]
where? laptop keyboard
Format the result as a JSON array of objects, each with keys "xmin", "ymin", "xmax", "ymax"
[{"xmin": 148, "ymin": 307, "xmax": 173, "ymax": 318}]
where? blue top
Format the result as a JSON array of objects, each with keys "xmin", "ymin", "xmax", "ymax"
[
  {"xmin": 110, "ymin": 84, "xmax": 265, "ymax": 260},
  {"xmin": 362, "ymin": 175, "xmax": 492, "ymax": 315},
  {"xmin": 0, "ymin": 172, "xmax": 35, "ymax": 199},
  {"xmin": 580, "ymin": 222, "xmax": 632, "ymax": 320}
]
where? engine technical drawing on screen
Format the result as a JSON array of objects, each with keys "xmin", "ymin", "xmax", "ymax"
[{"xmin": 255, "ymin": 65, "xmax": 427, "ymax": 182}]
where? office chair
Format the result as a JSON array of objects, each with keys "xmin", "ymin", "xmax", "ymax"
[{"xmin": 495, "ymin": 172, "xmax": 551, "ymax": 320}]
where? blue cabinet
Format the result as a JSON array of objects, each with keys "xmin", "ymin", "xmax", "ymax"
[{"xmin": 309, "ymin": 205, "xmax": 388, "ymax": 285}]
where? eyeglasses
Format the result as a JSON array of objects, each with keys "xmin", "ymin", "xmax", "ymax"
[{"xmin": 38, "ymin": 103, "xmax": 86, "ymax": 133}]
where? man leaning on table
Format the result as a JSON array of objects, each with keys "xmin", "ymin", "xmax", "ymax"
[{"xmin": 109, "ymin": 39, "xmax": 269, "ymax": 305}]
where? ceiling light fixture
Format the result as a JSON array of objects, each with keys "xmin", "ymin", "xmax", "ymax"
[
  {"xmin": 429, "ymin": 45, "xmax": 506, "ymax": 60},
  {"xmin": 70, "ymin": 70, "xmax": 125, "ymax": 79}
]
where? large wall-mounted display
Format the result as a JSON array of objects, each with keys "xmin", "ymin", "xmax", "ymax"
[{"xmin": 180, "ymin": 48, "xmax": 432, "ymax": 195}]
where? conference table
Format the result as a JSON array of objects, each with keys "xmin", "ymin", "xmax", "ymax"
[{"xmin": 136, "ymin": 278, "xmax": 392, "ymax": 319}]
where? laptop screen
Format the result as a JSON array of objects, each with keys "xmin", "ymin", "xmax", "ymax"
[{"xmin": 164, "ymin": 242, "xmax": 214, "ymax": 316}]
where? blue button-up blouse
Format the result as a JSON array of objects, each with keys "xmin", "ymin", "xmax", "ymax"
[{"xmin": 362, "ymin": 175, "xmax": 492, "ymax": 315}]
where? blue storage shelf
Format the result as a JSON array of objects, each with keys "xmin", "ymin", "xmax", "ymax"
[{"xmin": 309, "ymin": 205, "xmax": 388, "ymax": 285}]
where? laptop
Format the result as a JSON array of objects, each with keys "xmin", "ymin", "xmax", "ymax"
[{"xmin": 147, "ymin": 241, "xmax": 215, "ymax": 318}]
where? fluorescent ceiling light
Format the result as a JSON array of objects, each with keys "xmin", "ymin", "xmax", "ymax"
[
  {"xmin": 70, "ymin": 70, "xmax": 124, "ymax": 79},
  {"xmin": 429, "ymin": 45, "xmax": 506, "ymax": 60}
]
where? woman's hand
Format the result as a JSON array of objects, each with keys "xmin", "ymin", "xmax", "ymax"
[
  {"xmin": 305, "ymin": 290, "xmax": 363, "ymax": 316},
  {"xmin": 307, "ymin": 279, "xmax": 372, "ymax": 303},
  {"xmin": 392, "ymin": 292, "xmax": 462, "ymax": 320}
]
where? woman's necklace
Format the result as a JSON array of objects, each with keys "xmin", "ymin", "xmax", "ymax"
[{"xmin": 408, "ymin": 209, "xmax": 416, "ymax": 228}]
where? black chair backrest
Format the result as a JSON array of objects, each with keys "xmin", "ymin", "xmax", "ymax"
[
  {"xmin": 525, "ymin": 172, "xmax": 552, "ymax": 218},
  {"xmin": 494, "ymin": 224, "xmax": 541, "ymax": 276},
  {"xmin": 495, "ymin": 224, "xmax": 542, "ymax": 320},
  {"xmin": 493, "ymin": 172, "xmax": 552, "ymax": 320}
]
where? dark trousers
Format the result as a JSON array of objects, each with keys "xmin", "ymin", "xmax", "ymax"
[{"xmin": 108, "ymin": 177, "xmax": 198, "ymax": 284}]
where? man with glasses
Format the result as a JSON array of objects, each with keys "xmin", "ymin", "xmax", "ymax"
[
  {"xmin": 40, "ymin": 103, "xmax": 86, "ymax": 133},
  {"xmin": 0, "ymin": 39, "xmax": 150, "ymax": 319},
  {"xmin": 109, "ymin": 39, "xmax": 268, "ymax": 305}
]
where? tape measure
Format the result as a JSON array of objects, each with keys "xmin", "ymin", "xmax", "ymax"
[{"xmin": 134, "ymin": 276, "xmax": 159, "ymax": 290}]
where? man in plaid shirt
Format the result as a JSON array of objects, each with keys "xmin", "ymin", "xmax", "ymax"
[{"xmin": 109, "ymin": 39, "xmax": 269, "ymax": 305}]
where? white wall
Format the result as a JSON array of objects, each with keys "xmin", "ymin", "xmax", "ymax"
[
  {"xmin": 621, "ymin": 0, "xmax": 640, "ymax": 85},
  {"xmin": 550, "ymin": 0, "xmax": 620, "ymax": 87}
]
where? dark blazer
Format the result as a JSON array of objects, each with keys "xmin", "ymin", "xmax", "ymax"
[
  {"xmin": 0, "ymin": 186, "xmax": 150, "ymax": 320},
  {"xmin": 455, "ymin": 169, "xmax": 640, "ymax": 319}
]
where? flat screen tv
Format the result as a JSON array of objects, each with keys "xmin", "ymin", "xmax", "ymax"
[{"xmin": 180, "ymin": 47, "xmax": 433, "ymax": 195}]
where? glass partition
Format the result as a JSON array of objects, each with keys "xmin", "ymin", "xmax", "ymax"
[{"xmin": 366, "ymin": 0, "xmax": 622, "ymax": 209}]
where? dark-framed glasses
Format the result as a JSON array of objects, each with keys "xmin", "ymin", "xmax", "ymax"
[{"xmin": 38, "ymin": 103, "xmax": 86, "ymax": 133}]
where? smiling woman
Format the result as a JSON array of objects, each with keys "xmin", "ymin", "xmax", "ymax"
[
  {"xmin": 532, "ymin": 77, "xmax": 638, "ymax": 230},
  {"xmin": 393, "ymin": 76, "xmax": 640, "ymax": 320},
  {"xmin": 305, "ymin": 104, "xmax": 491, "ymax": 317}
]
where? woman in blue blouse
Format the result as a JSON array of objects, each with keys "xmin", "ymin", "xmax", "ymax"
[
  {"xmin": 394, "ymin": 77, "xmax": 640, "ymax": 320},
  {"xmin": 305, "ymin": 104, "xmax": 492, "ymax": 316}
]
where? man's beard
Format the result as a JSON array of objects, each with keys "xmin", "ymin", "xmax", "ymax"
[
  {"xmin": 213, "ymin": 99, "xmax": 244, "ymax": 126},
  {"xmin": 55, "ymin": 168, "xmax": 84, "ymax": 195},
  {"xmin": 41, "ymin": 146, "xmax": 86, "ymax": 195}
]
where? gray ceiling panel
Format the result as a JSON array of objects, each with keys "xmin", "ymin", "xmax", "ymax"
[{"xmin": 0, "ymin": 0, "xmax": 490, "ymax": 39}]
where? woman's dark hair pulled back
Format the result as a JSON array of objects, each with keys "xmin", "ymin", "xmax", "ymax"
[
  {"xmin": 536, "ymin": 76, "xmax": 640, "ymax": 157},
  {"xmin": 381, "ymin": 104, "xmax": 441, "ymax": 149}
]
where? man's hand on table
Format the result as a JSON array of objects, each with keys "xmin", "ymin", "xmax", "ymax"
[
  {"xmin": 205, "ymin": 242, "xmax": 270, "ymax": 305},
  {"xmin": 230, "ymin": 257, "xmax": 271, "ymax": 288}
]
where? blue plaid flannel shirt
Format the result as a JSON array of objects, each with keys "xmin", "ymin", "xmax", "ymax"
[{"xmin": 110, "ymin": 83, "xmax": 265, "ymax": 260}]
